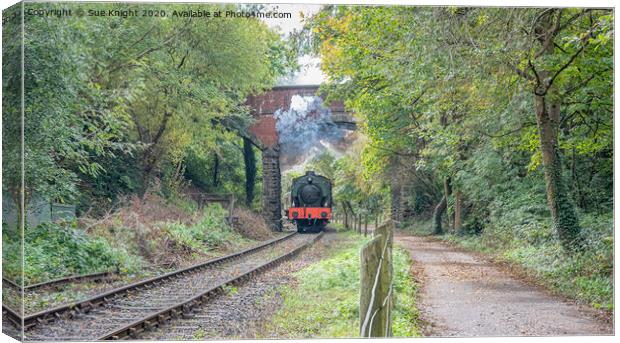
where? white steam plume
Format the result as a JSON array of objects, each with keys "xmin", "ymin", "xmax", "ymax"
[{"xmin": 275, "ymin": 95, "xmax": 348, "ymax": 169}]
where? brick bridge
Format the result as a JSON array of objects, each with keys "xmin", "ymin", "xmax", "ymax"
[{"xmin": 245, "ymin": 85, "xmax": 355, "ymax": 231}]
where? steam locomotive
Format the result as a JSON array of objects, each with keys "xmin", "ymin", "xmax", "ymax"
[{"xmin": 287, "ymin": 171, "xmax": 332, "ymax": 233}]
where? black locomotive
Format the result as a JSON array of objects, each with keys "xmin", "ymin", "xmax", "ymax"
[{"xmin": 287, "ymin": 171, "xmax": 332, "ymax": 233}]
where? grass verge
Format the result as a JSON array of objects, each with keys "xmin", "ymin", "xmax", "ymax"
[{"xmin": 265, "ymin": 231, "xmax": 420, "ymax": 338}]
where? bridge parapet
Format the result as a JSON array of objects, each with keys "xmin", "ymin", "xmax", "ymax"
[
  {"xmin": 247, "ymin": 85, "xmax": 321, "ymax": 116},
  {"xmin": 246, "ymin": 85, "xmax": 352, "ymax": 148}
]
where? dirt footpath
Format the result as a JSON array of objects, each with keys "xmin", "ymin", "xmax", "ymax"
[{"xmin": 396, "ymin": 234, "xmax": 613, "ymax": 337}]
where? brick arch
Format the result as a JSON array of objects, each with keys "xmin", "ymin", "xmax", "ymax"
[
  {"xmin": 246, "ymin": 85, "xmax": 349, "ymax": 149},
  {"xmin": 245, "ymin": 85, "xmax": 352, "ymax": 231}
]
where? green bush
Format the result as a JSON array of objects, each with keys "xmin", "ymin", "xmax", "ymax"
[
  {"xmin": 3, "ymin": 222, "xmax": 144, "ymax": 284},
  {"xmin": 164, "ymin": 204, "xmax": 247, "ymax": 254}
]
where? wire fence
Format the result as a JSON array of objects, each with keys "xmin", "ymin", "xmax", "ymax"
[{"xmin": 359, "ymin": 220, "xmax": 394, "ymax": 337}]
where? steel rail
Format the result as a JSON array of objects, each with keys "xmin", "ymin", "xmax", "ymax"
[
  {"xmin": 3, "ymin": 262, "xmax": 178, "ymax": 293},
  {"xmin": 3, "ymin": 271, "xmax": 115, "ymax": 293},
  {"xmin": 2, "ymin": 232, "xmax": 297, "ymax": 330},
  {"xmin": 98, "ymin": 232, "xmax": 323, "ymax": 340},
  {"xmin": 2, "ymin": 304, "xmax": 23, "ymax": 328},
  {"xmin": 2, "ymin": 277, "xmax": 22, "ymax": 290}
]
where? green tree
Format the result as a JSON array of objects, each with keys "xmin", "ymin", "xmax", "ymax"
[{"xmin": 303, "ymin": 6, "xmax": 613, "ymax": 252}]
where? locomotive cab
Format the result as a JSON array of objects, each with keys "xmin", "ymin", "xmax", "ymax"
[{"xmin": 287, "ymin": 171, "xmax": 332, "ymax": 233}]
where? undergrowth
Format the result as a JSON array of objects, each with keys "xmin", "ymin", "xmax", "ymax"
[
  {"xmin": 266, "ymin": 232, "xmax": 420, "ymax": 338},
  {"xmin": 2, "ymin": 222, "xmax": 143, "ymax": 284},
  {"xmin": 164, "ymin": 204, "xmax": 250, "ymax": 256},
  {"xmin": 3, "ymin": 199, "xmax": 258, "ymax": 285}
]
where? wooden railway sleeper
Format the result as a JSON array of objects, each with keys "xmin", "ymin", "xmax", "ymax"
[
  {"xmin": 144, "ymin": 320, "xmax": 156, "ymax": 331},
  {"xmin": 157, "ymin": 314, "xmax": 167, "ymax": 324},
  {"xmin": 182, "ymin": 305, "xmax": 193, "ymax": 319},
  {"xmin": 80, "ymin": 301, "xmax": 94, "ymax": 313}
]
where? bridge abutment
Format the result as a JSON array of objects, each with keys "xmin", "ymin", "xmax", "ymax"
[{"xmin": 261, "ymin": 146, "xmax": 282, "ymax": 231}]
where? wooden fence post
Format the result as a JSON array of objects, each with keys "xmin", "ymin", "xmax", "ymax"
[{"xmin": 360, "ymin": 221, "xmax": 394, "ymax": 337}]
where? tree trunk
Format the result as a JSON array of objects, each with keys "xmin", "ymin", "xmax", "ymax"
[
  {"xmin": 212, "ymin": 153, "xmax": 219, "ymax": 187},
  {"xmin": 535, "ymin": 95, "xmax": 582, "ymax": 251},
  {"xmin": 14, "ymin": 194, "xmax": 25, "ymax": 231},
  {"xmin": 141, "ymin": 110, "xmax": 173, "ymax": 178},
  {"xmin": 525, "ymin": 9, "xmax": 582, "ymax": 252},
  {"xmin": 432, "ymin": 195, "xmax": 446, "ymax": 235},
  {"xmin": 454, "ymin": 189, "xmax": 462, "ymax": 233},
  {"xmin": 358, "ymin": 214, "xmax": 362, "ymax": 233},
  {"xmin": 443, "ymin": 177, "xmax": 452, "ymax": 232},
  {"xmin": 342, "ymin": 202, "xmax": 349, "ymax": 230},
  {"xmin": 571, "ymin": 145, "xmax": 585, "ymax": 208},
  {"xmin": 243, "ymin": 137, "xmax": 256, "ymax": 206}
]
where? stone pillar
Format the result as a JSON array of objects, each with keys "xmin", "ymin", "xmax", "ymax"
[{"xmin": 261, "ymin": 146, "xmax": 282, "ymax": 231}]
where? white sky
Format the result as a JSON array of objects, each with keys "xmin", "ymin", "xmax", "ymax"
[{"xmin": 260, "ymin": 3, "xmax": 325, "ymax": 85}]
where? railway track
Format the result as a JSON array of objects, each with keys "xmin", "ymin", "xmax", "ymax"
[
  {"xmin": 3, "ymin": 263, "xmax": 177, "ymax": 315},
  {"xmin": 5, "ymin": 231, "xmax": 320, "ymax": 340},
  {"xmin": 2, "ymin": 263, "xmax": 182, "ymax": 314},
  {"xmin": 2, "ymin": 232, "xmax": 296, "ymax": 329}
]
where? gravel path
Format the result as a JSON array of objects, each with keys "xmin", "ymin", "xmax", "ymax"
[{"xmin": 396, "ymin": 234, "xmax": 613, "ymax": 337}]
